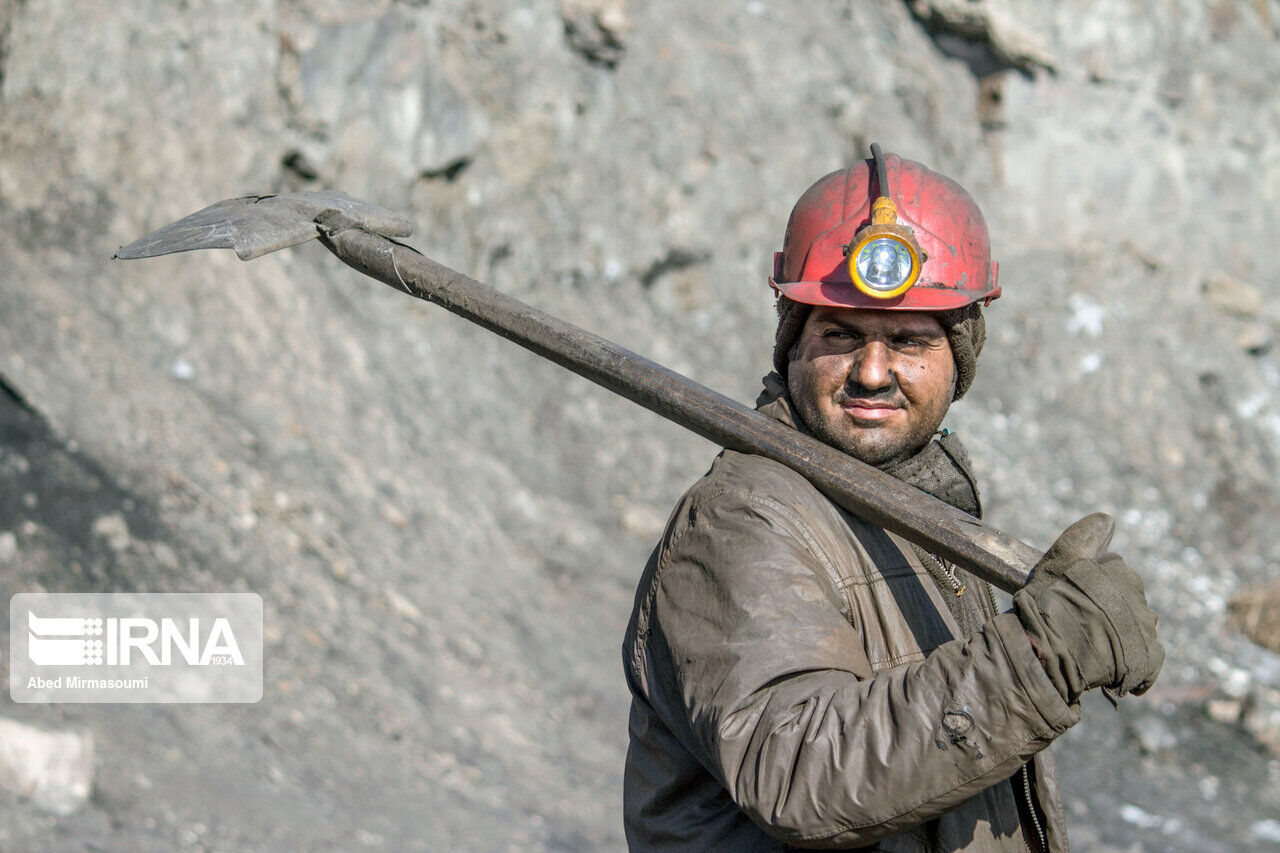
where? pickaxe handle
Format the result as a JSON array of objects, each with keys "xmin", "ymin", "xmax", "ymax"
[
  {"xmin": 115, "ymin": 194, "xmax": 1041, "ymax": 591},
  {"xmin": 313, "ymin": 212, "xmax": 1041, "ymax": 591}
]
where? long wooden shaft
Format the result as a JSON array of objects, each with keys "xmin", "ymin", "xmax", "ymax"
[{"xmin": 319, "ymin": 224, "xmax": 1040, "ymax": 592}]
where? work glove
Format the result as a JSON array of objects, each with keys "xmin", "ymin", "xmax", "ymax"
[{"xmin": 1013, "ymin": 513, "xmax": 1164, "ymax": 705}]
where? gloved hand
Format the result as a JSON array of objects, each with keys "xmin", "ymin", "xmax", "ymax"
[{"xmin": 1013, "ymin": 513, "xmax": 1164, "ymax": 705}]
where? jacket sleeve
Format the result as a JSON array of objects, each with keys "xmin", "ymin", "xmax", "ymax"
[{"xmin": 641, "ymin": 489, "xmax": 1081, "ymax": 849}]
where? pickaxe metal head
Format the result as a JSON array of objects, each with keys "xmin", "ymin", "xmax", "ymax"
[{"xmin": 112, "ymin": 191, "xmax": 414, "ymax": 261}]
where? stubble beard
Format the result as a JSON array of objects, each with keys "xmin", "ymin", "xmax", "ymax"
[
  {"xmin": 791, "ymin": 394, "xmax": 930, "ymax": 468},
  {"xmin": 787, "ymin": 371, "xmax": 947, "ymax": 470}
]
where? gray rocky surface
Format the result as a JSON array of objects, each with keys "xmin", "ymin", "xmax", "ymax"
[
  {"xmin": 1, "ymin": 0, "xmax": 1278, "ymax": 849},
  {"xmin": 0, "ymin": 718, "xmax": 95, "ymax": 817}
]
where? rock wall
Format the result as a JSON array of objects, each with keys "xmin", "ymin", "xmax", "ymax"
[{"xmin": 1, "ymin": 0, "xmax": 1278, "ymax": 849}]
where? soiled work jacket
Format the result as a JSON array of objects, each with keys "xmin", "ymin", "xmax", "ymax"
[{"xmin": 621, "ymin": 394, "xmax": 1081, "ymax": 851}]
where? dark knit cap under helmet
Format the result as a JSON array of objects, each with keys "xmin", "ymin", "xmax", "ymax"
[{"xmin": 772, "ymin": 297, "xmax": 986, "ymax": 400}]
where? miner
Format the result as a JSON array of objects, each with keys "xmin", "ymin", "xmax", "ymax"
[{"xmin": 621, "ymin": 148, "xmax": 1163, "ymax": 851}]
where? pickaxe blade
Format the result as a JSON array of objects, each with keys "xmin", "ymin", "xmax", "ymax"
[{"xmin": 113, "ymin": 191, "xmax": 414, "ymax": 261}]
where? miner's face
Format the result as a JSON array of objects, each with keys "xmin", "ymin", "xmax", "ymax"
[{"xmin": 787, "ymin": 307, "xmax": 955, "ymax": 468}]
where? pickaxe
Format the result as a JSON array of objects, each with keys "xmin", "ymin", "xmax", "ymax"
[{"xmin": 115, "ymin": 191, "xmax": 1040, "ymax": 592}]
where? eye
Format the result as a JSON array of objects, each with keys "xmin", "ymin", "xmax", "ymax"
[{"xmin": 893, "ymin": 333, "xmax": 941, "ymax": 351}]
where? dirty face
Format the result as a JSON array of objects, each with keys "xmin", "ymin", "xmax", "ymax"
[{"xmin": 787, "ymin": 307, "xmax": 955, "ymax": 468}]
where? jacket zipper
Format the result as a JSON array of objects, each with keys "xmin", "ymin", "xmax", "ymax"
[
  {"xmin": 1020, "ymin": 764, "xmax": 1047, "ymax": 852},
  {"xmin": 933, "ymin": 556, "xmax": 965, "ymax": 596}
]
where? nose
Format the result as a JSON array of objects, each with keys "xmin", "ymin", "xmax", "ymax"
[{"xmin": 851, "ymin": 340, "xmax": 894, "ymax": 391}]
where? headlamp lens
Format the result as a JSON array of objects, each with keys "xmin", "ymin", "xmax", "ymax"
[{"xmin": 855, "ymin": 237, "xmax": 913, "ymax": 292}]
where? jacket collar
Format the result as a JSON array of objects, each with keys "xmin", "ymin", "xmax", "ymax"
[{"xmin": 754, "ymin": 371, "xmax": 806, "ymax": 432}]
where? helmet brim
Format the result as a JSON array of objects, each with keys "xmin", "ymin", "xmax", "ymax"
[{"xmin": 772, "ymin": 278, "xmax": 1000, "ymax": 311}]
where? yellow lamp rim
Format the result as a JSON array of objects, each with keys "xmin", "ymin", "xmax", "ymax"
[{"xmin": 847, "ymin": 230, "xmax": 922, "ymax": 300}]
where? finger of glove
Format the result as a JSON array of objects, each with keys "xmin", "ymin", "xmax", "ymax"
[
  {"xmin": 1129, "ymin": 639, "xmax": 1166, "ymax": 696},
  {"xmin": 1096, "ymin": 553, "xmax": 1147, "ymax": 599},
  {"xmin": 1027, "ymin": 513, "xmax": 1117, "ymax": 592},
  {"xmin": 1036, "ymin": 584, "xmax": 1122, "ymax": 690},
  {"xmin": 1120, "ymin": 625, "xmax": 1164, "ymax": 696},
  {"xmin": 1048, "ymin": 558, "xmax": 1165, "ymax": 697},
  {"xmin": 1070, "ymin": 572, "xmax": 1160, "ymax": 696},
  {"xmin": 1122, "ymin": 606, "xmax": 1163, "ymax": 695},
  {"xmin": 1074, "ymin": 557, "xmax": 1160, "ymax": 648}
]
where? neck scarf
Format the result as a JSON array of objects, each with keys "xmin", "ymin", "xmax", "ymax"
[{"xmin": 882, "ymin": 431, "xmax": 982, "ymax": 519}]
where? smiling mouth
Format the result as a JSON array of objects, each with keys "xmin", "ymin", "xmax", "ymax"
[{"xmin": 838, "ymin": 399, "xmax": 904, "ymax": 422}]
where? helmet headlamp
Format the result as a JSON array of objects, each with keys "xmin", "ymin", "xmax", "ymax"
[{"xmin": 846, "ymin": 145, "xmax": 925, "ymax": 300}]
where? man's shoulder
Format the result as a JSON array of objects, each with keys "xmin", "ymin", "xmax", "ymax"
[
  {"xmin": 627, "ymin": 450, "xmax": 859, "ymax": 686},
  {"xmin": 652, "ymin": 449, "xmax": 864, "ymax": 578},
  {"xmin": 667, "ymin": 449, "xmax": 918, "ymax": 583},
  {"xmin": 679, "ymin": 449, "xmax": 828, "ymax": 514}
]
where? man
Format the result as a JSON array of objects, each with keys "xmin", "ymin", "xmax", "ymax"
[{"xmin": 621, "ymin": 148, "xmax": 1163, "ymax": 851}]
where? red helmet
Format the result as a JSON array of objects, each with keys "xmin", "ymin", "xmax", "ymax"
[{"xmin": 770, "ymin": 150, "xmax": 1000, "ymax": 310}]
